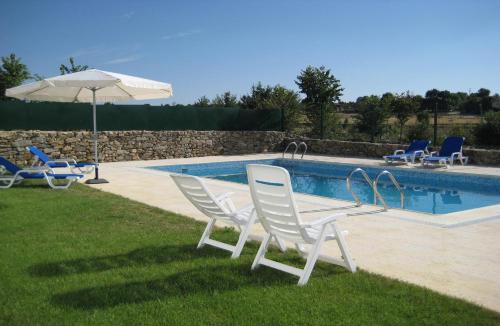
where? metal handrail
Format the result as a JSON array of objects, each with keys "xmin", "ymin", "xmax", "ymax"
[
  {"xmin": 297, "ymin": 142, "xmax": 307, "ymax": 159},
  {"xmin": 283, "ymin": 142, "xmax": 298, "ymax": 159},
  {"xmin": 373, "ymin": 170, "xmax": 405, "ymax": 209},
  {"xmin": 346, "ymin": 168, "xmax": 386, "ymax": 208}
]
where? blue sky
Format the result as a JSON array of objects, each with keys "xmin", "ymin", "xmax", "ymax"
[{"xmin": 1, "ymin": 0, "xmax": 499, "ymax": 104}]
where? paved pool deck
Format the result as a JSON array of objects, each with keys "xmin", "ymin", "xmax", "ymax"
[{"xmin": 82, "ymin": 153, "xmax": 500, "ymax": 312}]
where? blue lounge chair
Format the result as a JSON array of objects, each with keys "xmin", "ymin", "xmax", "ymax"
[
  {"xmin": 0, "ymin": 156, "xmax": 83, "ymax": 189},
  {"xmin": 383, "ymin": 140, "xmax": 430, "ymax": 164},
  {"xmin": 27, "ymin": 146, "xmax": 95, "ymax": 174},
  {"xmin": 422, "ymin": 136, "xmax": 468, "ymax": 168}
]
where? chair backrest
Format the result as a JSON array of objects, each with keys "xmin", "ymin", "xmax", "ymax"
[
  {"xmin": 406, "ymin": 140, "xmax": 430, "ymax": 154},
  {"xmin": 170, "ymin": 173, "xmax": 232, "ymax": 221},
  {"xmin": 27, "ymin": 146, "xmax": 51, "ymax": 163},
  {"xmin": 246, "ymin": 164, "xmax": 310, "ymax": 242},
  {"xmin": 0, "ymin": 157, "xmax": 20, "ymax": 174},
  {"xmin": 439, "ymin": 136, "xmax": 465, "ymax": 157}
]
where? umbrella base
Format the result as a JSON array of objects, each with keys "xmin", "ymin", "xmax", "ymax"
[{"xmin": 85, "ymin": 178, "xmax": 109, "ymax": 184}]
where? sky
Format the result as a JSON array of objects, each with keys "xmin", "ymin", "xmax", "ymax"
[{"xmin": 1, "ymin": 0, "xmax": 499, "ymax": 104}]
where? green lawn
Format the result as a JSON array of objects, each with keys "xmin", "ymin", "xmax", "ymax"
[{"xmin": 1, "ymin": 183, "xmax": 499, "ymax": 325}]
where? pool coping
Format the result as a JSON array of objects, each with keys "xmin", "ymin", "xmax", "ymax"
[{"xmin": 141, "ymin": 154, "xmax": 500, "ymax": 228}]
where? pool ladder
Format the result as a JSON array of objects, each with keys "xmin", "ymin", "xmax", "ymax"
[
  {"xmin": 283, "ymin": 141, "xmax": 307, "ymax": 159},
  {"xmin": 346, "ymin": 168, "xmax": 404, "ymax": 211}
]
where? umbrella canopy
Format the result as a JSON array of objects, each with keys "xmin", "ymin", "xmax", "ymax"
[
  {"xmin": 6, "ymin": 69, "xmax": 173, "ymax": 184},
  {"xmin": 6, "ymin": 69, "xmax": 172, "ymax": 102}
]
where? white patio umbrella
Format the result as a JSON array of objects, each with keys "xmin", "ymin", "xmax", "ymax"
[{"xmin": 6, "ymin": 69, "xmax": 173, "ymax": 184}]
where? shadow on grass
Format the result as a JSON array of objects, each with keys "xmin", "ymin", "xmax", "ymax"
[
  {"xmin": 29, "ymin": 244, "xmax": 229, "ymax": 277},
  {"xmin": 5, "ymin": 182, "xmax": 55, "ymax": 189},
  {"xmin": 51, "ymin": 263, "xmax": 298, "ymax": 309}
]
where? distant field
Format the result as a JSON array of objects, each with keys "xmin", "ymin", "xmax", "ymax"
[{"xmin": 337, "ymin": 114, "xmax": 481, "ymax": 126}]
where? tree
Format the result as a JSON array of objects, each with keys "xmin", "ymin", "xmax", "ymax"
[
  {"xmin": 477, "ymin": 88, "xmax": 492, "ymax": 118},
  {"xmin": 295, "ymin": 66, "xmax": 343, "ymax": 139},
  {"xmin": 239, "ymin": 82, "xmax": 273, "ymax": 109},
  {"xmin": 32, "ymin": 73, "xmax": 46, "ymax": 81},
  {"xmin": 354, "ymin": 95, "xmax": 390, "ymax": 142},
  {"xmin": 0, "ymin": 53, "xmax": 31, "ymax": 100},
  {"xmin": 194, "ymin": 95, "xmax": 210, "ymax": 107},
  {"xmin": 60, "ymin": 57, "xmax": 88, "ymax": 75},
  {"xmin": 391, "ymin": 93, "xmax": 419, "ymax": 143},
  {"xmin": 262, "ymin": 85, "xmax": 303, "ymax": 132},
  {"xmin": 380, "ymin": 92, "xmax": 395, "ymax": 109},
  {"xmin": 406, "ymin": 110, "xmax": 431, "ymax": 142},
  {"xmin": 211, "ymin": 91, "xmax": 238, "ymax": 107},
  {"xmin": 474, "ymin": 111, "xmax": 500, "ymax": 146},
  {"xmin": 423, "ymin": 89, "xmax": 453, "ymax": 144}
]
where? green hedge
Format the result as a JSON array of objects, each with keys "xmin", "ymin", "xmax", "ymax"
[{"xmin": 0, "ymin": 101, "xmax": 282, "ymax": 131}]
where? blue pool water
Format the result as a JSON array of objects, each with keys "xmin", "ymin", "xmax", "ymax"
[{"xmin": 150, "ymin": 159, "xmax": 500, "ymax": 214}]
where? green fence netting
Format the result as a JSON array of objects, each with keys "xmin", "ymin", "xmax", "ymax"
[{"xmin": 0, "ymin": 101, "xmax": 282, "ymax": 131}]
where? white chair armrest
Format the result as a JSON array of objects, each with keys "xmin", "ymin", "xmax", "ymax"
[
  {"xmin": 393, "ymin": 149, "xmax": 405, "ymax": 155},
  {"xmin": 215, "ymin": 192, "xmax": 234, "ymax": 202},
  {"xmin": 302, "ymin": 213, "xmax": 347, "ymax": 228},
  {"xmin": 21, "ymin": 166, "xmax": 52, "ymax": 173},
  {"xmin": 429, "ymin": 151, "xmax": 438, "ymax": 156},
  {"xmin": 46, "ymin": 160, "xmax": 71, "ymax": 168},
  {"xmin": 413, "ymin": 150, "xmax": 424, "ymax": 156},
  {"xmin": 450, "ymin": 152, "xmax": 462, "ymax": 160},
  {"xmin": 215, "ymin": 192, "xmax": 236, "ymax": 212},
  {"xmin": 51, "ymin": 158, "xmax": 78, "ymax": 164}
]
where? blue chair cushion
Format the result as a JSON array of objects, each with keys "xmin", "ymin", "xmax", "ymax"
[
  {"xmin": 438, "ymin": 137, "xmax": 464, "ymax": 157},
  {"xmin": 405, "ymin": 140, "xmax": 430, "ymax": 154},
  {"xmin": 423, "ymin": 156, "xmax": 449, "ymax": 162},
  {"xmin": 47, "ymin": 162, "xmax": 96, "ymax": 168}
]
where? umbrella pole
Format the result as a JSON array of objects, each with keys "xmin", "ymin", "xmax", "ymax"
[{"xmin": 85, "ymin": 88, "xmax": 109, "ymax": 184}]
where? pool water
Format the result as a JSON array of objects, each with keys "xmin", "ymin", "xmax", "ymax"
[{"xmin": 150, "ymin": 159, "xmax": 500, "ymax": 214}]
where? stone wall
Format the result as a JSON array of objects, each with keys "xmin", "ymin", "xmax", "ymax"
[
  {"xmin": 284, "ymin": 137, "xmax": 500, "ymax": 165},
  {"xmin": 2, "ymin": 130, "xmax": 498, "ymax": 166},
  {"xmin": 0, "ymin": 130, "xmax": 286, "ymax": 165}
]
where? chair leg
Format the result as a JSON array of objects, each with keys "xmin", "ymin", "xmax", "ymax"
[
  {"xmin": 197, "ymin": 218, "xmax": 216, "ymax": 249},
  {"xmin": 298, "ymin": 227, "xmax": 327, "ymax": 286},
  {"xmin": 231, "ymin": 216, "xmax": 256, "ymax": 259},
  {"xmin": 46, "ymin": 176, "xmax": 74, "ymax": 189},
  {"xmin": 251, "ymin": 233, "xmax": 272, "ymax": 270},
  {"xmin": 275, "ymin": 236, "xmax": 287, "ymax": 252},
  {"xmin": 0, "ymin": 177, "xmax": 17, "ymax": 189},
  {"xmin": 331, "ymin": 223, "xmax": 357, "ymax": 273},
  {"xmin": 295, "ymin": 243, "xmax": 308, "ymax": 258}
]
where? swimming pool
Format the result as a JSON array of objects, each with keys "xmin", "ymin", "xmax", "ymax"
[{"xmin": 150, "ymin": 159, "xmax": 500, "ymax": 214}]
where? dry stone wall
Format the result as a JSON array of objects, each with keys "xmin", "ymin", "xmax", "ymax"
[
  {"xmin": 0, "ymin": 130, "xmax": 285, "ymax": 165},
  {"xmin": 1, "ymin": 131, "xmax": 498, "ymax": 166}
]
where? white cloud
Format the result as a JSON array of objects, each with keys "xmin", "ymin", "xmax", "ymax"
[
  {"xmin": 69, "ymin": 46, "xmax": 110, "ymax": 58},
  {"xmin": 162, "ymin": 29, "xmax": 201, "ymax": 40},
  {"xmin": 105, "ymin": 54, "xmax": 141, "ymax": 65},
  {"xmin": 122, "ymin": 11, "xmax": 135, "ymax": 19}
]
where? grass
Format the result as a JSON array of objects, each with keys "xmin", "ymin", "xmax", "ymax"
[{"xmin": 1, "ymin": 183, "xmax": 499, "ymax": 325}]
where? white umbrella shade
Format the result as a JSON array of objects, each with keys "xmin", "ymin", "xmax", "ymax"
[
  {"xmin": 6, "ymin": 69, "xmax": 173, "ymax": 183},
  {"xmin": 6, "ymin": 69, "xmax": 172, "ymax": 103}
]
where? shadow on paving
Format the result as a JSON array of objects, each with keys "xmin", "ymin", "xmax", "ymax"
[
  {"xmin": 50, "ymin": 263, "xmax": 302, "ymax": 309},
  {"xmin": 28, "ymin": 244, "xmax": 229, "ymax": 277}
]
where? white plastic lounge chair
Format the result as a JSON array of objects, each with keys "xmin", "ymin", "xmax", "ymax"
[
  {"xmin": 383, "ymin": 140, "xmax": 430, "ymax": 164},
  {"xmin": 171, "ymin": 173, "xmax": 285, "ymax": 258},
  {"xmin": 27, "ymin": 146, "xmax": 95, "ymax": 174},
  {"xmin": 0, "ymin": 156, "xmax": 83, "ymax": 189},
  {"xmin": 246, "ymin": 164, "xmax": 356, "ymax": 285},
  {"xmin": 422, "ymin": 136, "xmax": 468, "ymax": 168}
]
